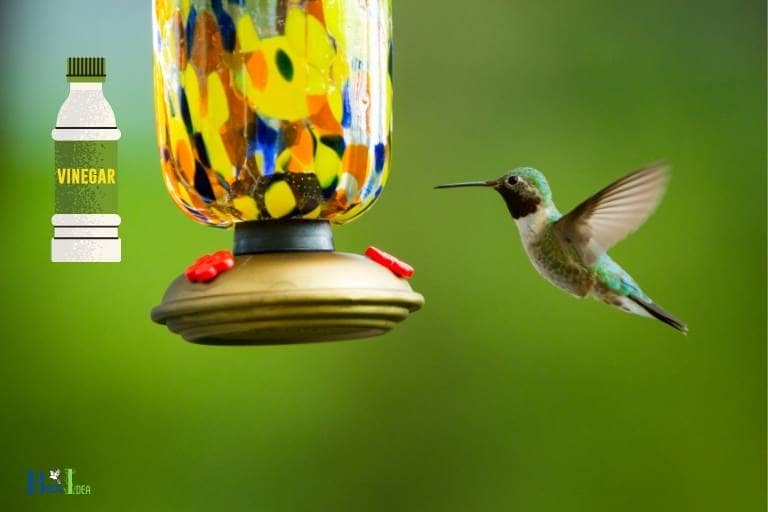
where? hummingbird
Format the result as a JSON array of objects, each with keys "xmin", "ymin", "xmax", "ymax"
[{"xmin": 435, "ymin": 163, "xmax": 687, "ymax": 332}]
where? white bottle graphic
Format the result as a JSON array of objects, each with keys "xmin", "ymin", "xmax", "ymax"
[{"xmin": 52, "ymin": 57, "xmax": 121, "ymax": 262}]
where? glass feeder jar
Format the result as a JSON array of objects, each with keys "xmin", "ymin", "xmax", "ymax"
[
  {"xmin": 152, "ymin": 0, "xmax": 392, "ymax": 229},
  {"xmin": 151, "ymin": 0, "xmax": 422, "ymax": 345}
]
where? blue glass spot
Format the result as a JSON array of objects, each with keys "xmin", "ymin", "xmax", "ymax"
[
  {"xmin": 320, "ymin": 135, "xmax": 345, "ymax": 159},
  {"xmin": 361, "ymin": 177, "xmax": 375, "ymax": 197},
  {"xmin": 194, "ymin": 161, "xmax": 215, "ymax": 202},
  {"xmin": 185, "ymin": 205, "xmax": 209, "ymax": 222},
  {"xmin": 374, "ymin": 143, "xmax": 386, "ymax": 173},
  {"xmin": 220, "ymin": 14, "xmax": 236, "ymax": 51},
  {"xmin": 247, "ymin": 116, "xmax": 279, "ymax": 175},
  {"xmin": 185, "ymin": 6, "xmax": 197, "ymax": 60},
  {"xmin": 193, "ymin": 132, "xmax": 210, "ymax": 168},
  {"xmin": 211, "ymin": 0, "xmax": 236, "ymax": 52},
  {"xmin": 341, "ymin": 82, "xmax": 352, "ymax": 128},
  {"xmin": 257, "ymin": 117, "xmax": 278, "ymax": 147},
  {"xmin": 179, "ymin": 89, "xmax": 193, "ymax": 133},
  {"xmin": 220, "ymin": 19, "xmax": 236, "ymax": 51},
  {"xmin": 321, "ymin": 177, "xmax": 338, "ymax": 199}
]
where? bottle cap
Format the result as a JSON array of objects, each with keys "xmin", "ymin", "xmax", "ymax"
[{"xmin": 66, "ymin": 57, "xmax": 106, "ymax": 82}]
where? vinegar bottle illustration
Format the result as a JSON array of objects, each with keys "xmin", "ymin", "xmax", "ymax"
[{"xmin": 51, "ymin": 57, "xmax": 121, "ymax": 262}]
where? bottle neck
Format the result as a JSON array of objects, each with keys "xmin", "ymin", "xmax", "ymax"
[{"xmin": 68, "ymin": 81, "xmax": 103, "ymax": 92}]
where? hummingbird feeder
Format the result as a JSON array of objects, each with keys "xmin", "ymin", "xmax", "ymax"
[{"xmin": 150, "ymin": 0, "xmax": 423, "ymax": 344}]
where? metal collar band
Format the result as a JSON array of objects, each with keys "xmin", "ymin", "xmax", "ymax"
[{"xmin": 233, "ymin": 220, "xmax": 334, "ymax": 254}]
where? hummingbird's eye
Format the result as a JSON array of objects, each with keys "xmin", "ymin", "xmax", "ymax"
[{"xmin": 506, "ymin": 175, "xmax": 520, "ymax": 186}]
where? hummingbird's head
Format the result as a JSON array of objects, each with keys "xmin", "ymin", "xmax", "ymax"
[{"xmin": 435, "ymin": 167, "xmax": 552, "ymax": 219}]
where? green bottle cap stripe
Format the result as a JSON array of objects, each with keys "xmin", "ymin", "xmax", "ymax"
[{"xmin": 67, "ymin": 57, "xmax": 106, "ymax": 78}]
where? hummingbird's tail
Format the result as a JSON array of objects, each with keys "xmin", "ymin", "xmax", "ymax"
[{"xmin": 628, "ymin": 295, "xmax": 688, "ymax": 333}]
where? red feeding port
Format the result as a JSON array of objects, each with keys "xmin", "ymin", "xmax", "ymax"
[
  {"xmin": 365, "ymin": 246, "xmax": 415, "ymax": 279},
  {"xmin": 185, "ymin": 250, "xmax": 235, "ymax": 283}
]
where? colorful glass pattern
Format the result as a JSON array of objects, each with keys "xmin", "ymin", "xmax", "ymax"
[{"xmin": 153, "ymin": 0, "xmax": 392, "ymax": 227}]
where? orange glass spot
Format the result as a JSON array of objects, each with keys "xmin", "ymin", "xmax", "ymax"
[
  {"xmin": 307, "ymin": 0, "xmax": 326, "ymax": 25},
  {"xmin": 293, "ymin": 128, "xmax": 314, "ymax": 167},
  {"xmin": 176, "ymin": 139, "xmax": 195, "ymax": 183},
  {"xmin": 246, "ymin": 51, "xmax": 268, "ymax": 91},
  {"xmin": 307, "ymin": 95, "xmax": 342, "ymax": 135},
  {"xmin": 191, "ymin": 11, "xmax": 223, "ymax": 75},
  {"xmin": 342, "ymin": 145, "xmax": 370, "ymax": 185}
]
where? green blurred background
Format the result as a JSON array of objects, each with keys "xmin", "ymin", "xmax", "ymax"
[{"xmin": 0, "ymin": 0, "xmax": 764, "ymax": 510}]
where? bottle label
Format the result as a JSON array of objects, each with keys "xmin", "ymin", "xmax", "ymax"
[{"xmin": 54, "ymin": 141, "xmax": 118, "ymax": 213}]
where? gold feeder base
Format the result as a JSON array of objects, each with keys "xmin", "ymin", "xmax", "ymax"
[{"xmin": 151, "ymin": 247, "xmax": 424, "ymax": 345}]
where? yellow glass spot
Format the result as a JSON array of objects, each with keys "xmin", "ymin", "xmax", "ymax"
[
  {"xmin": 307, "ymin": 67, "xmax": 329, "ymax": 95},
  {"xmin": 202, "ymin": 127, "xmax": 232, "ymax": 173},
  {"xmin": 331, "ymin": 57, "xmax": 349, "ymax": 85},
  {"xmin": 198, "ymin": 72, "xmax": 233, "ymax": 173},
  {"xmin": 314, "ymin": 142, "xmax": 340, "ymax": 188},
  {"xmin": 265, "ymin": 181, "xmax": 296, "ymax": 218},
  {"xmin": 303, "ymin": 205, "xmax": 322, "ymax": 219},
  {"xmin": 236, "ymin": 15, "xmax": 261, "ymax": 52},
  {"xmin": 183, "ymin": 65, "xmax": 202, "ymax": 126},
  {"xmin": 328, "ymin": 87, "xmax": 343, "ymax": 123},
  {"xmin": 167, "ymin": 117, "xmax": 188, "ymax": 151},
  {"xmin": 177, "ymin": 181, "xmax": 193, "ymax": 205},
  {"xmin": 207, "ymin": 72, "xmax": 229, "ymax": 124},
  {"xmin": 233, "ymin": 195, "xmax": 259, "ymax": 219},
  {"xmin": 285, "ymin": 8, "xmax": 307, "ymax": 55},
  {"xmin": 255, "ymin": 153, "xmax": 265, "ymax": 174},
  {"xmin": 276, "ymin": 148, "xmax": 292, "ymax": 171},
  {"xmin": 322, "ymin": 0, "xmax": 345, "ymax": 51},
  {"xmin": 155, "ymin": 1, "xmax": 169, "ymax": 31},
  {"xmin": 306, "ymin": 15, "xmax": 335, "ymax": 71},
  {"xmin": 152, "ymin": 65, "xmax": 167, "ymax": 131}
]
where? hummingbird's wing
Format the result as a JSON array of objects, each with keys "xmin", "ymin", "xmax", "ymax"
[{"xmin": 554, "ymin": 163, "xmax": 669, "ymax": 266}]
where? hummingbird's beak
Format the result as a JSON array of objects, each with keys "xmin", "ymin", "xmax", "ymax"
[{"xmin": 434, "ymin": 180, "xmax": 496, "ymax": 189}]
